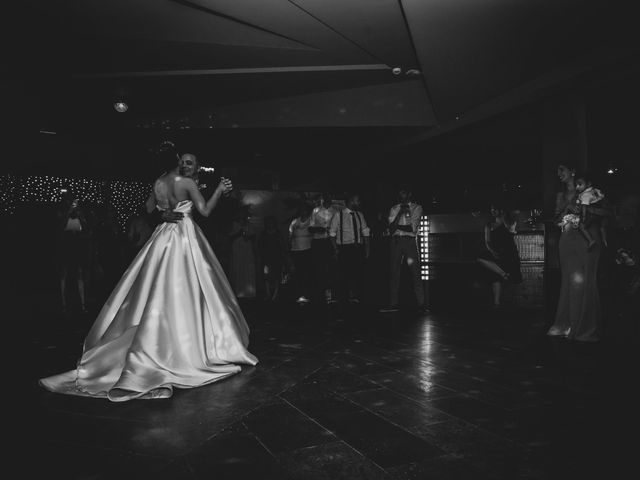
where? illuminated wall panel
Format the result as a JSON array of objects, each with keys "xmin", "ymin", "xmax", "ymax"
[{"xmin": 419, "ymin": 215, "xmax": 430, "ymax": 280}]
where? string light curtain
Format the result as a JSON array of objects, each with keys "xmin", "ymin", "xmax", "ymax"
[
  {"xmin": 0, "ymin": 174, "xmax": 19, "ymax": 216},
  {"xmin": 18, "ymin": 176, "xmax": 104, "ymax": 205},
  {"xmin": 106, "ymin": 180, "xmax": 152, "ymax": 229},
  {"xmin": 4, "ymin": 175, "xmax": 152, "ymax": 231}
]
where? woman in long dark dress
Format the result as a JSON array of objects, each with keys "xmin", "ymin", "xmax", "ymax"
[{"xmin": 547, "ymin": 163, "xmax": 609, "ymax": 341}]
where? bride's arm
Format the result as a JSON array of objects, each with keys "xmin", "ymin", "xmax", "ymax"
[{"xmin": 184, "ymin": 177, "xmax": 231, "ymax": 217}]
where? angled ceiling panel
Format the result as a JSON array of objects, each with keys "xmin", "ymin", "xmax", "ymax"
[
  {"xmin": 182, "ymin": 0, "xmax": 381, "ymax": 63},
  {"xmin": 62, "ymin": 0, "xmax": 313, "ymax": 50},
  {"xmin": 291, "ymin": 0, "xmax": 418, "ymax": 69},
  {"xmin": 31, "ymin": 0, "xmax": 392, "ymax": 76},
  {"xmin": 20, "ymin": 0, "xmax": 633, "ymax": 133}
]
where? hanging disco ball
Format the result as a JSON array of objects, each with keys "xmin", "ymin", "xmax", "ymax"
[{"xmin": 114, "ymin": 102, "xmax": 128, "ymax": 113}]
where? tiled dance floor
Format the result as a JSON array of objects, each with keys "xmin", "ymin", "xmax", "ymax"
[{"xmin": 25, "ymin": 300, "xmax": 636, "ymax": 479}]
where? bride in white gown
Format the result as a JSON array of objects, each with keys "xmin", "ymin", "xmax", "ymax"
[{"xmin": 40, "ymin": 154, "xmax": 258, "ymax": 401}]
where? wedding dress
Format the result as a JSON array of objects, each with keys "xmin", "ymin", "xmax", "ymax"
[{"xmin": 40, "ymin": 199, "xmax": 258, "ymax": 401}]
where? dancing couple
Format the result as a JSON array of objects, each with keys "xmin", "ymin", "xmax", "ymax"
[{"xmin": 40, "ymin": 153, "xmax": 258, "ymax": 401}]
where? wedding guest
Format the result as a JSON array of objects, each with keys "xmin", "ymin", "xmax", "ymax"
[
  {"xmin": 477, "ymin": 205, "xmax": 522, "ymax": 308},
  {"xmin": 329, "ymin": 193, "xmax": 370, "ymax": 305},
  {"xmin": 289, "ymin": 203, "xmax": 313, "ymax": 304},
  {"xmin": 547, "ymin": 161, "xmax": 611, "ymax": 341},
  {"xmin": 229, "ymin": 206, "xmax": 257, "ymax": 299},
  {"xmin": 56, "ymin": 192, "xmax": 91, "ymax": 314},
  {"xmin": 309, "ymin": 192, "xmax": 337, "ymax": 303},
  {"xmin": 379, "ymin": 187, "xmax": 428, "ymax": 313}
]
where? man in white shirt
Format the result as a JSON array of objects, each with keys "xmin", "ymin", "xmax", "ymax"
[
  {"xmin": 329, "ymin": 193, "xmax": 370, "ymax": 305},
  {"xmin": 309, "ymin": 192, "xmax": 338, "ymax": 303},
  {"xmin": 288, "ymin": 203, "xmax": 313, "ymax": 304},
  {"xmin": 380, "ymin": 188, "xmax": 428, "ymax": 313}
]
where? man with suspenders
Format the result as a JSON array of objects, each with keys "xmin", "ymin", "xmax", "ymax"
[{"xmin": 329, "ymin": 193, "xmax": 370, "ymax": 305}]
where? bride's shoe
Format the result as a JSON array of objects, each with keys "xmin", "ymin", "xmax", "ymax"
[{"xmin": 547, "ymin": 326, "xmax": 570, "ymax": 337}]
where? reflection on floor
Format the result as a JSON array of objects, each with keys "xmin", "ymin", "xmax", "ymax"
[{"xmin": 26, "ymin": 299, "xmax": 636, "ymax": 479}]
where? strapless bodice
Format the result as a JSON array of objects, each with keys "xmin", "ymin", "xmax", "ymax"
[
  {"xmin": 157, "ymin": 200, "xmax": 193, "ymax": 214},
  {"xmin": 173, "ymin": 200, "xmax": 193, "ymax": 213}
]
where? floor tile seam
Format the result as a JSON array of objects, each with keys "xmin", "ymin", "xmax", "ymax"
[
  {"xmin": 325, "ymin": 360, "xmax": 459, "ymax": 398},
  {"xmin": 336, "ymin": 351, "xmax": 409, "ymax": 373},
  {"xmin": 273, "ymin": 341, "xmax": 337, "ymax": 363},
  {"xmin": 344, "ymin": 390, "xmax": 463, "ymax": 433},
  {"xmin": 427, "ymin": 415, "xmax": 534, "ymax": 451},
  {"xmin": 323, "ymin": 399, "xmax": 453, "ymax": 463},
  {"xmin": 432, "ymin": 391, "xmax": 511, "ymax": 413},
  {"xmin": 359, "ymin": 371, "xmax": 464, "ymax": 400},
  {"xmin": 214, "ymin": 363, "xmax": 328, "ymax": 427},
  {"xmin": 347, "ymin": 351, "xmax": 441, "ymax": 376},
  {"xmin": 284, "ymin": 350, "xmax": 340, "ymax": 365},
  {"xmin": 277, "ymin": 396, "xmax": 344, "ymax": 443},
  {"xmin": 321, "ymin": 364, "xmax": 426, "ymax": 398},
  {"xmin": 460, "ymin": 392, "xmax": 527, "ymax": 412},
  {"xmin": 346, "ymin": 378, "xmax": 464, "ymax": 412},
  {"xmin": 309, "ymin": 377, "xmax": 467, "ymax": 433},
  {"xmin": 345, "ymin": 386, "xmax": 390, "ymax": 395},
  {"xmin": 418, "ymin": 361, "xmax": 512, "ymax": 384},
  {"xmin": 347, "ymin": 349, "xmax": 514, "ymax": 389},
  {"xmin": 424, "ymin": 350, "xmax": 530, "ymax": 372},
  {"xmin": 250, "ymin": 355, "xmax": 328, "ymax": 381},
  {"xmin": 426, "ymin": 393, "xmax": 522, "ymax": 432},
  {"xmin": 407, "ymin": 416, "xmax": 531, "ymax": 453},
  {"xmin": 240, "ymin": 414, "xmax": 341, "ymax": 458},
  {"xmin": 414, "ymin": 361, "xmax": 540, "ymax": 397},
  {"xmin": 185, "ymin": 369, "xmax": 325, "ymax": 455},
  {"xmin": 187, "ymin": 414, "xmax": 251, "ymax": 453},
  {"xmin": 355, "ymin": 360, "xmax": 498, "ymax": 400},
  {"xmin": 247, "ymin": 428, "xmax": 281, "ymax": 462}
]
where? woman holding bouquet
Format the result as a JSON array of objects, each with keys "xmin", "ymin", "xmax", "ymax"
[{"xmin": 547, "ymin": 161, "xmax": 609, "ymax": 341}]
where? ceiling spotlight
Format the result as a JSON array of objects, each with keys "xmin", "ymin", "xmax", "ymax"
[
  {"xmin": 114, "ymin": 101, "xmax": 128, "ymax": 113},
  {"xmin": 392, "ymin": 67, "xmax": 402, "ymax": 75},
  {"xmin": 607, "ymin": 168, "xmax": 614, "ymax": 174}
]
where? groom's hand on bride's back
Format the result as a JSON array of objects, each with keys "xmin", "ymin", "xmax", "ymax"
[{"xmin": 161, "ymin": 211, "xmax": 184, "ymax": 223}]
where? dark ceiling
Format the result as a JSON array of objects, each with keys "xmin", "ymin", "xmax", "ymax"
[{"xmin": 5, "ymin": 0, "xmax": 639, "ymax": 181}]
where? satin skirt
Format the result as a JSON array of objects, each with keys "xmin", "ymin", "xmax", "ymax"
[{"xmin": 40, "ymin": 202, "xmax": 258, "ymax": 401}]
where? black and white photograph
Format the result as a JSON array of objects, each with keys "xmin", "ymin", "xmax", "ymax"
[{"xmin": 5, "ymin": 1, "xmax": 639, "ymax": 478}]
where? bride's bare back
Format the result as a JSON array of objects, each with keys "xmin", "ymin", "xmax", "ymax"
[
  {"xmin": 147, "ymin": 168, "xmax": 230, "ymax": 217},
  {"xmin": 153, "ymin": 172, "xmax": 195, "ymax": 211}
]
